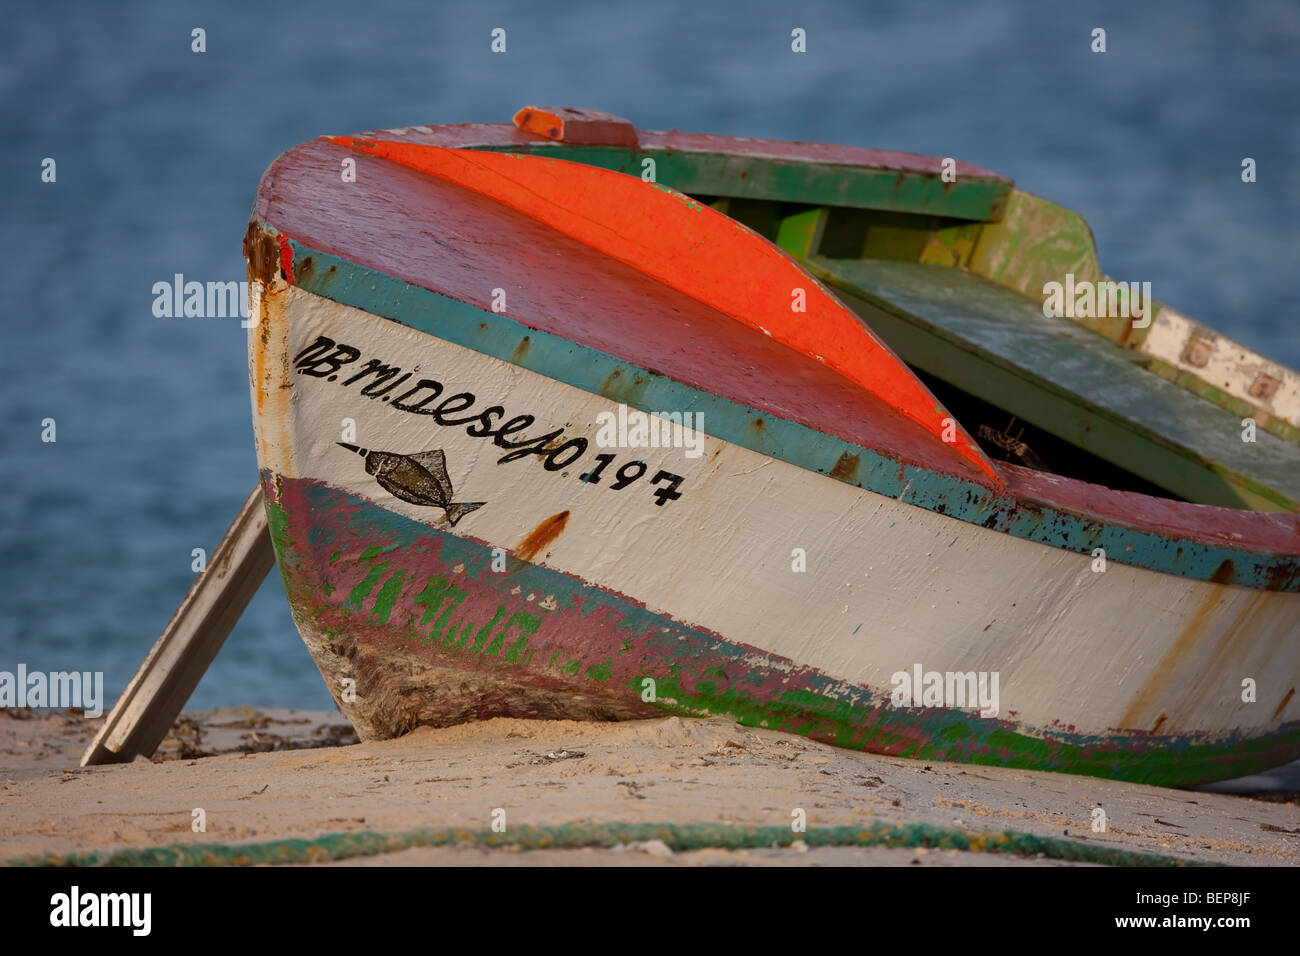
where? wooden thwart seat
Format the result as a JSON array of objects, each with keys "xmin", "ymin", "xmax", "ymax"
[{"xmin": 809, "ymin": 257, "xmax": 1300, "ymax": 512}]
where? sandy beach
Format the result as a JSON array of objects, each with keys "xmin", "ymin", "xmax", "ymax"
[{"xmin": 2, "ymin": 707, "xmax": 1298, "ymax": 866}]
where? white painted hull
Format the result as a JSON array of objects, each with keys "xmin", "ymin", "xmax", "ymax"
[{"xmin": 252, "ymin": 282, "xmax": 1300, "ymax": 750}]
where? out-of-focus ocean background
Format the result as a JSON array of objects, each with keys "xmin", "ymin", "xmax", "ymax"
[{"xmin": 1, "ymin": 0, "xmax": 1297, "ymax": 711}]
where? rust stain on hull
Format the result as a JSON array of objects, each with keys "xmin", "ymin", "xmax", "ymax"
[
  {"xmin": 509, "ymin": 335, "xmax": 531, "ymax": 364},
  {"xmin": 830, "ymin": 451, "xmax": 860, "ymax": 481},
  {"xmin": 246, "ymin": 220, "xmax": 296, "ymax": 462},
  {"xmin": 1119, "ymin": 584, "xmax": 1227, "ymax": 730},
  {"xmin": 517, "ymin": 510, "xmax": 570, "ymax": 562},
  {"xmin": 243, "ymin": 221, "xmax": 280, "ymax": 286},
  {"xmin": 1274, "ymin": 687, "xmax": 1296, "ymax": 721},
  {"xmin": 1210, "ymin": 559, "xmax": 1236, "ymax": 585},
  {"xmin": 1120, "ymin": 584, "xmax": 1284, "ymax": 732}
]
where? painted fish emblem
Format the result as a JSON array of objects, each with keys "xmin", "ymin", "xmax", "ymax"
[{"xmin": 338, "ymin": 443, "xmax": 485, "ymax": 526}]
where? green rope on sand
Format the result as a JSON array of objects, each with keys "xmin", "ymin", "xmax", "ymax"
[{"xmin": 8, "ymin": 819, "xmax": 1212, "ymax": 867}]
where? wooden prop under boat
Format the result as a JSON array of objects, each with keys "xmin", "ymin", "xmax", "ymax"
[{"xmin": 244, "ymin": 107, "xmax": 1300, "ymax": 787}]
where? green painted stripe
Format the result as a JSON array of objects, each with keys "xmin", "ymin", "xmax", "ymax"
[
  {"xmin": 6, "ymin": 820, "xmax": 1209, "ymax": 867},
  {"xmin": 467, "ymin": 143, "xmax": 1012, "ymax": 222}
]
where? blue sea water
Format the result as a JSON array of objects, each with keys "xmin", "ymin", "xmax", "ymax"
[{"xmin": 0, "ymin": 0, "xmax": 1297, "ymax": 711}]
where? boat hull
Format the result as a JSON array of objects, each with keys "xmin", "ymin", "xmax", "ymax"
[{"xmin": 252, "ymin": 280, "xmax": 1300, "ymax": 787}]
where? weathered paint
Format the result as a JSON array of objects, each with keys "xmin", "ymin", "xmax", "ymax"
[
  {"xmin": 249, "ymin": 138, "xmax": 1300, "ymax": 585},
  {"xmin": 333, "ymin": 121, "xmax": 1013, "ymax": 221},
  {"xmin": 965, "ymin": 188, "xmax": 1299, "ymax": 439},
  {"xmin": 274, "ymin": 240, "xmax": 1300, "ymax": 590},
  {"xmin": 966, "ymin": 189, "xmax": 1103, "ymax": 311},
  {"xmin": 1140, "ymin": 303, "xmax": 1300, "ymax": 432},
  {"xmin": 261, "ymin": 471, "xmax": 1300, "ymax": 787},
  {"xmin": 333, "ymin": 112, "xmax": 1300, "ymax": 440}
]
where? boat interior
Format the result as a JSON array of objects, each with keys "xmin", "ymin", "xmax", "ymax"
[{"xmin": 688, "ymin": 193, "xmax": 1298, "ymax": 513}]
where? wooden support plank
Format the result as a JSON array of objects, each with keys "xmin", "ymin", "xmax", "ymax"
[
  {"xmin": 773, "ymin": 207, "xmax": 827, "ymax": 258},
  {"xmin": 808, "ymin": 257, "xmax": 1300, "ymax": 512},
  {"xmin": 81, "ymin": 484, "xmax": 275, "ymax": 766}
]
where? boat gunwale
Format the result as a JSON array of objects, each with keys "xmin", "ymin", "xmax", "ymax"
[
  {"xmin": 345, "ymin": 122, "xmax": 1014, "ymax": 183},
  {"xmin": 334, "ymin": 123, "xmax": 1013, "ymax": 224}
]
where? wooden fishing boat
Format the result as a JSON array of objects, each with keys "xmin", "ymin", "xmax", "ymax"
[{"xmin": 243, "ymin": 107, "xmax": 1300, "ymax": 787}]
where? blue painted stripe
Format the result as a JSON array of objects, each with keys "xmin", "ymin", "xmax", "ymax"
[{"xmin": 272, "ymin": 233, "xmax": 1299, "ymax": 592}]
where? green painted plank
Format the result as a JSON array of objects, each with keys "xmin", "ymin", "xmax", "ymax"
[
  {"xmin": 773, "ymin": 207, "xmax": 826, "ymax": 258},
  {"xmin": 808, "ymin": 258, "xmax": 1300, "ymax": 512},
  {"xmin": 967, "ymin": 188, "xmax": 1103, "ymax": 303},
  {"xmin": 967, "ymin": 189, "xmax": 1300, "ymax": 443},
  {"xmin": 469, "ymin": 143, "xmax": 1011, "ymax": 221}
]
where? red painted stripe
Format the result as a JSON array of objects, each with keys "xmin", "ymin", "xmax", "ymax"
[
  {"xmin": 1004, "ymin": 464, "xmax": 1300, "ymax": 558},
  {"xmin": 329, "ymin": 138, "xmax": 999, "ymax": 482},
  {"xmin": 278, "ymin": 233, "xmax": 295, "ymax": 284}
]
